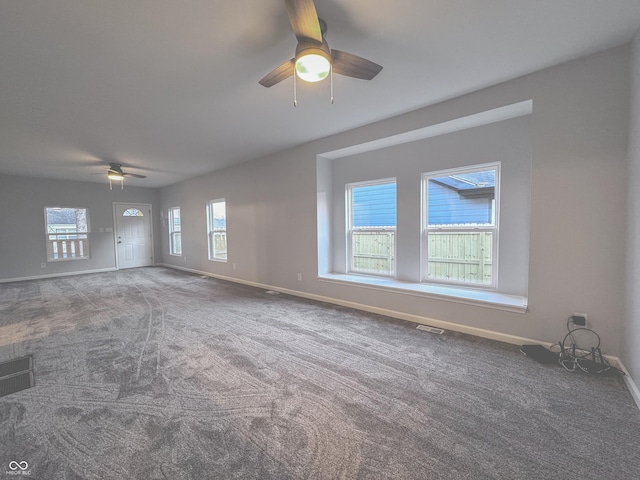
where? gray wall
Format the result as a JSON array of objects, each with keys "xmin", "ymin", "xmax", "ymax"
[
  {"xmin": 160, "ymin": 45, "xmax": 630, "ymax": 356},
  {"xmin": 0, "ymin": 174, "xmax": 160, "ymax": 280},
  {"xmin": 624, "ymin": 31, "xmax": 640, "ymax": 389}
]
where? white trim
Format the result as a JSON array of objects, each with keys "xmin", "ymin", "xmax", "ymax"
[
  {"xmin": 44, "ymin": 206, "xmax": 91, "ymax": 262},
  {"xmin": 422, "ymin": 162, "xmax": 500, "ymax": 289},
  {"xmin": 168, "ymin": 206, "xmax": 182, "ymax": 257},
  {"xmin": 112, "ymin": 202, "xmax": 154, "ymax": 269},
  {"xmin": 318, "ymin": 100, "xmax": 533, "ymax": 160},
  {"xmin": 346, "ymin": 178, "xmax": 397, "ymax": 277},
  {"xmin": 160, "ymin": 264, "xmax": 530, "ymax": 336},
  {"xmin": 607, "ymin": 357, "xmax": 640, "ymax": 412},
  {"xmin": 0, "ymin": 267, "xmax": 117, "ymax": 284},
  {"xmin": 206, "ymin": 198, "xmax": 227, "ymax": 262},
  {"xmin": 318, "ymin": 273, "xmax": 526, "ymax": 313}
]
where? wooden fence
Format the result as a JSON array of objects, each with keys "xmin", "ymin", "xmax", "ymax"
[
  {"xmin": 210, "ymin": 232, "xmax": 227, "ymax": 259},
  {"xmin": 351, "ymin": 230, "xmax": 493, "ymax": 284},
  {"xmin": 351, "ymin": 230, "xmax": 395, "ymax": 275},
  {"xmin": 427, "ymin": 231, "xmax": 493, "ymax": 285}
]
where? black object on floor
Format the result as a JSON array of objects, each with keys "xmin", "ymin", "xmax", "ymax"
[
  {"xmin": 520, "ymin": 344, "xmax": 559, "ymax": 365},
  {"xmin": 0, "ymin": 355, "xmax": 34, "ymax": 398}
]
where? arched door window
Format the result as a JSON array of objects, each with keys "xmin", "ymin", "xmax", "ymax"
[{"xmin": 123, "ymin": 208, "xmax": 144, "ymax": 217}]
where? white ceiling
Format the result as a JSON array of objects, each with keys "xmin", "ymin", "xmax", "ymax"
[{"xmin": 2, "ymin": 0, "xmax": 640, "ymax": 188}]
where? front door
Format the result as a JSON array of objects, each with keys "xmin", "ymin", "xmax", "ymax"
[{"xmin": 114, "ymin": 203, "xmax": 153, "ymax": 269}]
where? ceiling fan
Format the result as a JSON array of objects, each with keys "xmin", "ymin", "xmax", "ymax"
[
  {"xmin": 105, "ymin": 163, "xmax": 146, "ymax": 190},
  {"xmin": 259, "ymin": 0, "xmax": 382, "ymax": 104}
]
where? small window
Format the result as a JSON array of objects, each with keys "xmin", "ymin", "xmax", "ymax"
[
  {"xmin": 207, "ymin": 199, "xmax": 227, "ymax": 261},
  {"xmin": 123, "ymin": 208, "xmax": 144, "ymax": 217},
  {"xmin": 423, "ymin": 163, "xmax": 499, "ymax": 287},
  {"xmin": 346, "ymin": 179, "xmax": 396, "ymax": 276},
  {"xmin": 45, "ymin": 207, "xmax": 90, "ymax": 261},
  {"xmin": 168, "ymin": 207, "xmax": 182, "ymax": 256}
]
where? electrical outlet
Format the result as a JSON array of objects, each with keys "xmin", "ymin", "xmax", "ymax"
[
  {"xmin": 233, "ymin": 263, "xmax": 236, "ymax": 270},
  {"xmin": 573, "ymin": 312, "xmax": 588, "ymax": 326},
  {"xmin": 40, "ymin": 263, "xmax": 46, "ymax": 268},
  {"xmin": 297, "ymin": 273, "xmax": 302, "ymax": 281}
]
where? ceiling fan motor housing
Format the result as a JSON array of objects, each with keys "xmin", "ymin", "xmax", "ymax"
[{"xmin": 295, "ymin": 38, "xmax": 331, "ymax": 62}]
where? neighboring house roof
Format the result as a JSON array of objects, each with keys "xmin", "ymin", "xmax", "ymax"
[{"xmin": 431, "ymin": 171, "xmax": 495, "ymax": 199}]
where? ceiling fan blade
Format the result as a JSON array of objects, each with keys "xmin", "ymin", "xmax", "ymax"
[
  {"xmin": 259, "ymin": 59, "xmax": 295, "ymax": 87},
  {"xmin": 331, "ymin": 49, "xmax": 383, "ymax": 80},
  {"xmin": 284, "ymin": 0, "xmax": 322, "ymax": 43},
  {"xmin": 123, "ymin": 173, "xmax": 147, "ymax": 179}
]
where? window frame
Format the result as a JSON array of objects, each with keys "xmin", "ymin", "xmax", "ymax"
[
  {"xmin": 421, "ymin": 162, "xmax": 500, "ymax": 289},
  {"xmin": 168, "ymin": 206, "xmax": 182, "ymax": 256},
  {"xmin": 44, "ymin": 206, "xmax": 91, "ymax": 261},
  {"xmin": 346, "ymin": 177, "xmax": 397, "ymax": 278},
  {"xmin": 206, "ymin": 198, "xmax": 227, "ymax": 262}
]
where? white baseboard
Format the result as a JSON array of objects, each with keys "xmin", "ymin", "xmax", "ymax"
[
  {"xmin": 607, "ymin": 357, "xmax": 640, "ymax": 411},
  {"xmin": 0, "ymin": 267, "xmax": 117, "ymax": 284},
  {"xmin": 160, "ymin": 264, "xmax": 545, "ymax": 347}
]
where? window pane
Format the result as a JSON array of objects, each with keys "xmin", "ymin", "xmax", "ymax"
[
  {"xmin": 175, "ymin": 233, "xmax": 182, "ymax": 254},
  {"xmin": 352, "ymin": 230, "xmax": 395, "ymax": 275},
  {"xmin": 424, "ymin": 165, "xmax": 498, "ymax": 287},
  {"xmin": 212, "ymin": 202, "xmax": 226, "ymax": 230},
  {"xmin": 427, "ymin": 169, "xmax": 495, "ymax": 226},
  {"xmin": 46, "ymin": 207, "xmax": 88, "ymax": 233},
  {"xmin": 171, "ymin": 209, "xmax": 181, "ymax": 232},
  {"xmin": 348, "ymin": 181, "xmax": 396, "ymax": 276},
  {"xmin": 45, "ymin": 207, "xmax": 90, "ymax": 261},
  {"xmin": 352, "ymin": 183, "xmax": 396, "ymax": 227},
  {"xmin": 427, "ymin": 231, "xmax": 493, "ymax": 285},
  {"xmin": 208, "ymin": 200, "xmax": 227, "ymax": 261},
  {"xmin": 172, "ymin": 232, "xmax": 182, "ymax": 255},
  {"xmin": 169, "ymin": 207, "xmax": 182, "ymax": 256}
]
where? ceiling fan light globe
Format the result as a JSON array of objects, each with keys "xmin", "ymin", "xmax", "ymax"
[
  {"xmin": 108, "ymin": 172, "xmax": 124, "ymax": 181},
  {"xmin": 295, "ymin": 53, "xmax": 330, "ymax": 82}
]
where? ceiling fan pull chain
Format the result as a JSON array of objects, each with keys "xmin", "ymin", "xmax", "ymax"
[
  {"xmin": 330, "ymin": 65, "xmax": 334, "ymax": 104},
  {"xmin": 293, "ymin": 72, "xmax": 298, "ymax": 107}
]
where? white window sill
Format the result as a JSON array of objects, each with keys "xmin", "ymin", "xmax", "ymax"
[
  {"xmin": 47, "ymin": 257, "xmax": 90, "ymax": 262},
  {"xmin": 317, "ymin": 273, "xmax": 527, "ymax": 314}
]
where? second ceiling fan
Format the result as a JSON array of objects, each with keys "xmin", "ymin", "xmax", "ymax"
[
  {"xmin": 105, "ymin": 163, "xmax": 146, "ymax": 190},
  {"xmin": 259, "ymin": 0, "xmax": 382, "ymax": 101}
]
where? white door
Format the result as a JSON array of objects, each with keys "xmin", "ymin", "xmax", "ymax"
[{"xmin": 114, "ymin": 203, "xmax": 153, "ymax": 269}]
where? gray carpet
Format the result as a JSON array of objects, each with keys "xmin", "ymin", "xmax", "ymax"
[{"xmin": 0, "ymin": 267, "xmax": 638, "ymax": 479}]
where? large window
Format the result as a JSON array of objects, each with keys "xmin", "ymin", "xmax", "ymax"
[
  {"xmin": 44, "ymin": 207, "xmax": 90, "ymax": 261},
  {"xmin": 347, "ymin": 179, "xmax": 396, "ymax": 276},
  {"xmin": 423, "ymin": 163, "xmax": 499, "ymax": 288},
  {"xmin": 168, "ymin": 207, "xmax": 182, "ymax": 256},
  {"xmin": 207, "ymin": 199, "xmax": 227, "ymax": 261}
]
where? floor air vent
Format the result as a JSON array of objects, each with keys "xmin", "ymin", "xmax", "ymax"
[
  {"xmin": 416, "ymin": 325, "xmax": 445, "ymax": 335},
  {"xmin": 0, "ymin": 355, "xmax": 34, "ymax": 398},
  {"xmin": 265, "ymin": 290, "xmax": 280, "ymax": 295}
]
